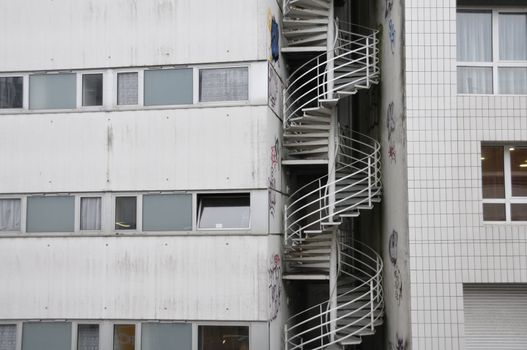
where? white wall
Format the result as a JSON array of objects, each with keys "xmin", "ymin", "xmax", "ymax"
[
  {"xmin": 0, "ymin": 0, "xmax": 269, "ymax": 71},
  {"xmin": 0, "ymin": 235, "xmax": 272, "ymax": 321},
  {"xmin": 0, "ymin": 105, "xmax": 271, "ymax": 193}
]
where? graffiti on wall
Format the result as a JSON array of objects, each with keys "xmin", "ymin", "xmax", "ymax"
[
  {"xmin": 385, "ymin": 0, "xmax": 393, "ymax": 18},
  {"xmin": 389, "ymin": 229, "xmax": 398, "ymax": 265},
  {"xmin": 268, "ymin": 64, "xmax": 283, "ymax": 118},
  {"xmin": 389, "ymin": 229, "xmax": 403, "ymax": 305},
  {"xmin": 386, "ymin": 102, "xmax": 397, "ymax": 163},
  {"xmin": 268, "ymin": 253, "xmax": 282, "ymax": 321},
  {"xmin": 388, "ymin": 19, "xmax": 396, "ymax": 54},
  {"xmin": 268, "ymin": 10, "xmax": 280, "ymax": 62},
  {"xmin": 268, "ymin": 137, "xmax": 280, "ymax": 217},
  {"xmin": 390, "ymin": 333, "xmax": 408, "ymax": 350}
]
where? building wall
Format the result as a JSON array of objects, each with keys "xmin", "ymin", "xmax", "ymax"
[{"xmin": 405, "ymin": 1, "xmax": 527, "ymax": 349}]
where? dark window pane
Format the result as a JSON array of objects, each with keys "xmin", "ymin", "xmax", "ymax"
[
  {"xmin": 143, "ymin": 194, "xmax": 192, "ymax": 231},
  {"xmin": 198, "ymin": 326, "xmax": 249, "ymax": 350},
  {"xmin": 510, "ymin": 147, "xmax": 527, "ymax": 197},
  {"xmin": 483, "ymin": 203, "xmax": 506, "ymax": 221},
  {"xmin": 199, "ymin": 68, "xmax": 249, "ymax": 102},
  {"xmin": 511, "ymin": 204, "xmax": 527, "ymax": 221},
  {"xmin": 0, "ymin": 77, "xmax": 23, "ymax": 108},
  {"xmin": 115, "ymin": 197, "xmax": 136, "ymax": 230},
  {"xmin": 198, "ymin": 194, "xmax": 250, "ymax": 229},
  {"xmin": 26, "ymin": 196, "xmax": 75, "ymax": 232},
  {"xmin": 78, "ymin": 325, "xmax": 99, "ymax": 350},
  {"xmin": 83, "ymin": 74, "xmax": 103, "ymax": 106},
  {"xmin": 22, "ymin": 322, "xmax": 71, "ymax": 350},
  {"xmin": 141, "ymin": 323, "xmax": 191, "ymax": 350},
  {"xmin": 144, "ymin": 69, "xmax": 193, "ymax": 106},
  {"xmin": 481, "ymin": 146, "xmax": 505, "ymax": 198},
  {"xmin": 0, "ymin": 324, "xmax": 17, "ymax": 350},
  {"xmin": 118, "ymin": 73, "xmax": 138, "ymax": 105},
  {"xmin": 113, "ymin": 325, "xmax": 135, "ymax": 350},
  {"xmin": 29, "ymin": 74, "xmax": 76, "ymax": 109}
]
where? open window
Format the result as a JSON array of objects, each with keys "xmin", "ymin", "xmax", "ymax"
[
  {"xmin": 198, "ymin": 326, "xmax": 249, "ymax": 350},
  {"xmin": 197, "ymin": 193, "xmax": 250, "ymax": 229},
  {"xmin": 115, "ymin": 196, "xmax": 137, "ymax": 230}
]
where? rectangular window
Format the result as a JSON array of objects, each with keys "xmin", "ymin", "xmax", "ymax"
[
  {"xmin": 199, "ymin": 68, "xmax": 249, "ymax": 102},
  {"xmin": 22, "ymin": 322, "xmax": 72, "ymax": 350},
  {"xmin": 26, "ymin": 196, "xmax": 75, "ymax": 232},
  {"xmin": 457, "ymin": 9, "xmax": 527, "ymax": 95},
  {"xmin": 117, "ymin": 72, "xmax": 138, "ymax": 105},
  {"xmin": 144, "ymin": 69, "xmax": 193, "ymax": 106},
  {"xmin": 82, "ymin": 74, "xmax": 103, "ymax": 106},
  {"xmin": 115, "ymin": 196, "xmax": 137, "ymax": 230},
  {"xmin": 198, "ymin": 326, "xmax": 249, "ymax": 350},
  {"xmin": 29, "ymin": 73, "xmax": 76, "ymax": 109},
  {"xmin": 142, "ymin": 194, "xmax": 192, "ymax": 231},
  {"xmin": 113, "ymin": 325, "xmax": 135, "ymax": 350},
  {"xmin": 198, "ymin": 193, "xmax": 250, "ymax": 229},
  {"xmin": 0, "ymin": 324, "xmax": 17, "ymax": 350},
  {"xmin": 0, "ymin": 199, "xmax": 21, "ymax": 232},
  {"xmin": 141, "ymin": 323, "xmax": 191, "ymax": 350},
  {"xmin": 481, "ymin": 145, "xmax": 527, "ymax": 222},
  {"xmin": 0, "ymin": 77, "xmax": 23, "ymax": 109},
  {"xmin": 77, "ymin": 325, "xmax": 99, "ymax": 350},
  {"xmin": 80, "ymin": 197, "xmax": 102, "ymax": 231}
]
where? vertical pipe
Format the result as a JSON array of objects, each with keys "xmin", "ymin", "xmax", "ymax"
[
  {"xmin": 370, "ymin": 279, "xmax": 375, "ymax": 331},
  {"xmin": 366, "ymin": 36, "xmax": 370, "ymax": 87},
  {"xmin": 367, "ymin": 157, "xmax": 372, "ymax": 207},
  {"xmin": 284, "ymin": 324, "xmax": 288, "ymax": 350},
  {"xmin": 284, "ymin": 204, "xmax": 288, "ymax": 244}
]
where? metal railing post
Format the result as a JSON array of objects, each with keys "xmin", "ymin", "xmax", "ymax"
[
  {"xmin": 320, "ymin": 304, "xmax": 324, "ymax": 347},
  {"xmin": 367, "ymin": 157, "xmax": 372, "ymax": 207},
  {"xmin": 366, "ymin": 36, "xmax": 370, "ymax": 87},
  {"xmin": 284, "ymin": 204, "xmax": 288, "ymax": 244},
  {"xmin": 370, "ymin": 279, "xmax": 375, "ymax": 331}
]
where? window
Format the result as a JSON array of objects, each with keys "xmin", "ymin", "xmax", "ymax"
[
  {"xmin": 26, "ymin": 196, "xmax": 75, "ymax": 232},
  {"xmin": 142, "ymin": 194, "xmax": 192, "ymax": 231},
  {"xmin": 144, "ymin": 69, "xmax": 193, "ymax": 106},
  {"xmin": 82, "ymin": 74, "xmax": 103, "ymax": 106},
  {"xmin": 0, "ymin": 199, "xmax": 21, "ymax": 232},
  {"xmin": 113, "ymin": 325, "xmax": 135, "ymax": 350},
  {"xmin": 198, "ymin": 326, "xmax": 249, "ymax": 350},
  {"xmin": 457, "ymin": 9, "xmax": 527, "ymax": 94},
  {"xmin": 29, "ymin": 73, "xmax": 76, "ymax": 109},
  {"xmin": 77, "ymin": 325, "xmax": 99, "ymax": 350},
  {"xmin": 141, "ymin": 323, "xmax": 191, "ymax": 350},
  {"xmin": 481, "ymin": 145, "xmax": 527, "ymax": 221},
  {"xmin": 0, "ymin": 324, "xmax": 17, "ymax": 350},
  {"xmin": 117, "ymin": 72, "xmax": 138, "ymax": 105},
  {"xmin": 22, "ymin": 322, "xmax": 72, "ymax": 350},
  {"xmin": 80, "ymin": 197, "xmax": 102, "ymax": 231},
  {"xmin": 115, "ymin": 196, "xmax": 137, "ymax": 230},
  {"xmin": 199, "ymin": 68, "xmax": 249, "ymax": 102},
  {"xmin": 0, "ymin": 77, "xmax": 23, "ymax": 108},
  {"xmin": 197, "ymin": 193, "xmax": 250, "ymax": 229}
]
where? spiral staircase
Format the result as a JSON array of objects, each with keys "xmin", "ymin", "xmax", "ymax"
[{"xmin": 281, "ymin": 0, "xmax": 383, "ymax": 349}]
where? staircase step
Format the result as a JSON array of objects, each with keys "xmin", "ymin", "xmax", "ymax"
[
  {"xmin": 287, "ymin": 248, "xmax": 331, "ymax": 255},
  {"xmin": 290, "ymin": 115, "xmax": 331, "ymax": 124},
  {"xmin": 287, "ymin": 146, "xmax": 329, "ymax": 155},
  {"xmin": 284, "ymin": 132, "xmax": 329, "ymax": 139},
  {"xmin": 282, "ymin": 46, "xmax": 327, "ymax": 53},
  {"xmin": 319, "ymin": 98, "xmax": 339, "ymax": 107},
  {"xmin": 287, "ymin": 262, "xmax": 331, "ymax": 268},
  {"xmin": 284, "ymin": 139, "xmax": 329, "ymax": 148},
  {"xmin": 282, "ymin": 19, "xmax": 329, "ymax": 28},
  {"xmin": 282, "ymin": 159, "xmax": 329, "ymax": 165},
  {"xmin": 288, "ymin": 6, "xmax": 330, "ymax": 18},
  {"xmin": 338, "ymin": 336, "xmax": 362, "ymax": 346},
  {"xmin": 337, "ymin": 212, "xmax": 360, "ymax": 218},
  {"xmin": 282, "ymin": 273, "xmax": 329, "ymax": 280},
  {"xmin": 287, "ymin": 124, "xmax": 331, "ymax": 132},
  {"xmin": 286, "ymin": 255, "xmax": 330, "ymax": 262},
  {"xmin": 302, "ymin": 106, "xmax": 332, "ymax": 116},
  {"xmin": 287, "ymin": 33, "xmax": 328, "ymax": 46},
  {"xmin": 290, "ymin": 0, "xmax": 331, "ymax": 10},
  {"xmin": 336, "ymin": 91, "xmax": 358, "ymax": 97},
  {"xmin": 283, "ymin": 26, "xmax": 328, "ymax": 39}
]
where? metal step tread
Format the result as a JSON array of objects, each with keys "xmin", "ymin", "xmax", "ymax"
[
  {"xmin": 282, "ymin": 273, "xmax": 330, "ymax": 280},
  {"xmin": 282, "ymin": 159, "xmax": 329, "ymax": 165}
]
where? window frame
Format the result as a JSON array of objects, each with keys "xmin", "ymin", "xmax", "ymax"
[
  {"xmin": 196, "ymin": 192, "xmax": 251, "ymax": 231},
  {"xmin": 457, "ymin": 7, "xmax": 527, "ymax": 95},
  {"xmin": 482, "ymin": 144, "xmax": 527, "ymax": 223}
]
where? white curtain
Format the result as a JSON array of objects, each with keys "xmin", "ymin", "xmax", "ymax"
[
  {"xmin": 457, "ymin": 11, "xmax": 492, "ymax": 62},
  {"xmin": 0, "ymin": 199, "xmax": 20, "ymax": 231},
  {"xmin": 500, "ymin": 13, "xmax": 527, "ymax": 60},
  {"xmin": 117, "ymin": 72, "xmax": 138, "ymax": 105},
  {"xmin": 499, "ymin": 68, "xmax": 527, "ymax": 94},
  {"xmin": 458, "ymin": 67, "xmax": 493, "ymax": 94},
  {"xmin": 199, "ymin": 68, "xmax": 249, "ymax": 102},
  {"xmin": 78, "ymin": 325, "xmax": 99, "ymax": 350},
  {"xmin": 0, "ymin": 325, "xmax": 16, "ymax": 350},
  {"xmin": 80, "ymin": 197, "xmax": 101, "ymax": 230}
]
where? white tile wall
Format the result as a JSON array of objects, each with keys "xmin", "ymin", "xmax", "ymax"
[{"xmin": 405, "ymin": 0, "xmax": 527, "ymax": 349}]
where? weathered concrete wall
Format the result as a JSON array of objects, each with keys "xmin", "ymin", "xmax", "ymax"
[
  {"xmin": 376, "ymin": 0, "xmax": 412, "ymax": 349},
  {"xmin": 0, "ymin": 0, "xmax": 270, "ymax": 71}
]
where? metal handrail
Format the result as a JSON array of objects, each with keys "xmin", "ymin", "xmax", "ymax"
[{"xmin": 285, "ymin": 241, "xmax": 384, "ymax": 350}]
